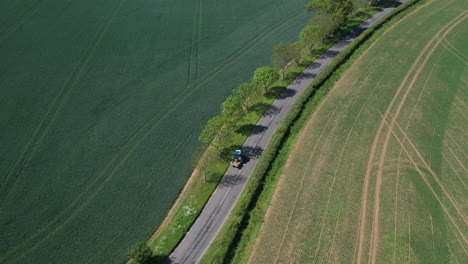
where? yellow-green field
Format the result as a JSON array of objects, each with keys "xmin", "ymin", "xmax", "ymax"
[{"xmin": 249, "ymin": 0, "xmax": 467, "ymax": 263}]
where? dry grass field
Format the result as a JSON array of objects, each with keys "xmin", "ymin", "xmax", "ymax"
[{"xmin": 248, "ymin": 0, "xmax": 467, "ymax": 263}]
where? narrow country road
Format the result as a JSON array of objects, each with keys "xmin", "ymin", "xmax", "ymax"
[{"xmin": 167, "ymin": 1, "xmax": 408, "ymax": 263}]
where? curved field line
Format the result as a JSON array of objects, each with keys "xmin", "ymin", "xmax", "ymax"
[
  {"xmin": 393, "ymin": 150, "xmax": 402, "ymax": 264},
  {"xmin": 280, "ymin": 37, "xmax": 396, "ymax": 261},
  {"xmin": 446, "ymin": 146, "xmax": 468, "ymax": 174},
  {"xmin": 195, "ymin": 0, "xmax": 202, "ymax": 86},
  {"xmin": 369, "ymin": 13, "xmax": 467, "ymax": 261},
  {"xmin": 446, "ymin": 132, "xmax": 468, "ymax": 158},
  {"xmin": 271, "ymin": 104, "xmax": 342, "ymax": 264},
  {"xmin": 0, "ymin": 0, "xmax": 49, "ymax": 42},
  {"xmin": 186, "ymin": 0, "xmax": 201, "ymax": 86},
  {"xmin": 311, "ymin": 55, "xmax": 391, "ymax": 263},
  {"xmin": 441, "ymin": 41, "xmax": 468, "ymax": 64},
  {"xmin": 447, "ymin": 243, "xmax": 462, "ymax": 264},
  {"xmin": 455, "ymin": 96, "xmax": 468, "ymax": 109},
  {"xmin": 0, "ymin": 0, "xmax": 125, "ymax": 207},
  {"xmin": 356, "ymin": 10, "xmax": 467, "ymax": 264},
  {"xmin": 84, "ymin": 134, "xmax": 195, "ymax": 264},
  {"xmin": 430, "ymin": 215, "xmax": 436, "ymax": 262},
  {"xmin": 384, "ymin": 118, "xmax": 468, "ymax": 247},
  {"xmin": 251, "ymin": 25, "xmax": 392, "ymax": 262},
  {"xmin": 444, "ymin": 214, "xmax": 468, "ymax": 255},
  {"xmin": 441, "ymin": 153, "xmax": 468, "ymax": 189},
  {"xmin": 386, "ymin": 29, "xmax": 460, "ymax": 261},
  {"xmin": 392, "ymin": 119, "xmax": 468, "ymax": 223},
  {"xmin": 324, "ymin": 205, "xmax": 342, "ymax": 263},
  {"xmin": 442, "ymin": 37, "xmax": 468, "ymax": 61},
  {"xmin": 452, "ymin": 102, "xmax": 468, "ymax": 120},
  {"xmin": 347, "ymin": 2, "xmax": 439, "ymax": 263},
  {"xmin": 6, "ymin": 129, "xmax": 196, "ymax": 264},
  {"xmin": 193, "ymin": 8, "xmax": 305, "ymax": 89}
]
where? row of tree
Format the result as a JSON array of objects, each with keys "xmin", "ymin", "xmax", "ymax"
[
  {"xmin": 198, "ymin": 67, "xmax": 279, "ymax": 154},
  {"xmin": 271, "ymin": 0, "xmax": 380, "ymax": 76}
]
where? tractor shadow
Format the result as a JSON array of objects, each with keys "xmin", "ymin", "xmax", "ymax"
[{"xmin": 242, "ymin": 146, "xmax": 264, "ymax": 164}]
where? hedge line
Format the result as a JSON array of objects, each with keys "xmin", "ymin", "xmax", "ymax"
[{"xmin": 199, "ymin": 0, "xmax": 422, "ymax": 263}]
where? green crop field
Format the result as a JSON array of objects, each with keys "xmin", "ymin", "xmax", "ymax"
[
  {"xmin": 248, "ymin": 0, "xmax": 467, "ymax": 263},
  {"xmin": 0, "ymin": 0, "xmax": 309, "ymax": 263}
]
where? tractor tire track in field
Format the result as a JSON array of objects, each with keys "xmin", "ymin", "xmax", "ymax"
[
  {"xmin": 355, "ymin": 7, "xmax": 466, "ymax": 264},
  {"xmin": 255, "ymin": 4, "xmax": 417, "ymax": 260},
  {"xmin": 0, "ymin": 0, "xmax": 127, "ymax": 260},
  {"xmin": 376, "ymin": 16, "xmax": 453, "ymax": 263},
  {"xmin": 0, "ymin": 0, "xmax": 126, "ymax": 209},
  {"xmin": 350, "ymin": 1, "xmax": 436, "ymax": 262},
  {"xmin": 310, "ymin": 53, "xmax": 391, "ymax": 263},
  {"xmin": 388, "ymin": 29, "xmax": 455, "ymax": 261},
  {"xmin": 272, "ymin": 104, "xmax": 342, "ymax": 264},
  {"xmin": 189, "ymin": 7, "xmax": 305, "ymax": 90},
  {"xmin": 186, "ymin": 0, "xmax": 201, "ymax": 87},
  {"xmin": 444, "ymin": 214, "xmax": 468, "ymax": 255},
  {"xmin": 441, "ymin": 41, "xmax": 468, "ymax": 64},
  {"xmin": 281, "ymin": 47, "xmax": 394, "ymax": 260},
  {"xmin": 384, "ymin": 118, "xmax": 468, "ymax": 246},
  {"xmin": 0, "ymin": 0, "xmax": 49, "ymax": 42},
  {"xmin": 369, "ymin": 13, "xmax": 467, "ymax": 264},
  {"xmin": 446, "ymin": 146, "xmax": 468, "ymax": 175},
  {"xmin": 85, "ymin": 133, "xmax": 195, "ymax": 264},
  {"xmin": 441, "ymin": 153, "xmax": 468, "ymax": 190},
  {"xmin": 392, "ymin": 118, "xmax": 468, "ymax": 224}
]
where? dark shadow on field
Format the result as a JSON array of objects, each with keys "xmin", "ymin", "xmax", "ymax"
[
  {"xmin": 219, "ymin": 174, "xmax": 246, "ymax": 188},
  {"xmin": 277, "ymin": 88, "xmax": 297, "ymax": 100},
  {"xmin": 236, "ymin": 124, "xmax": 268, "ymax": 136}
]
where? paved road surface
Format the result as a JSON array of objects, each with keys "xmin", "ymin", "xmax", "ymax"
[{"xmin": 167, "ymin": 1, "xmax": 407, "ymax": 263}]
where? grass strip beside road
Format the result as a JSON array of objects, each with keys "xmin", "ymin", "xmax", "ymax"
[
  {"xmin": 145, "ymin": 1, "xmax": 406, "ymax": 261},
  {"xmin": 200, "ymin": 0, "xmax": 424, "ymax": 263}
]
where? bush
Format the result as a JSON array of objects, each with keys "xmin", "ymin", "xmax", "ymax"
[{"xmin": 127, "ymin": 241, "xmax": 153, "ymax": 264}]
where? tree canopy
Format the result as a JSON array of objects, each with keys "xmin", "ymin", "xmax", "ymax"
[
  {"xmin": 305, "ymin": 0, "xmax": 354, "ymax": 26},
  {"xmin": 253, "ymin": 66, "xmax": 280, "ymax": 92},
  {"xmin": 299, "ymin": 25, "xmax": 325, "ymax": 51}
]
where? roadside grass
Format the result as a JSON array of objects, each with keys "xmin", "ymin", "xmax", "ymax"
[
  {"xmin": 247, "ymin": 0, "xmax": 467, "ymax": 263},
  {"xmin": 146, "ymin": 1, "xmax": 405, "ymax": 261}
]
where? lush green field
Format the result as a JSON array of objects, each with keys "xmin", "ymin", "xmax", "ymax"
[
  {"xmin": 249, "ymin": 0, "xmax": 468, "ymax": 263},
  {"xmin": 0, "ymin": 0, "xmax": 309, "ymax": 263}
]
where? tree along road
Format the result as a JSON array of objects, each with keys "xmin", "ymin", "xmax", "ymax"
[{"xmin": 167, "ymin": 1, "xmax": 408, "ymax": 263}]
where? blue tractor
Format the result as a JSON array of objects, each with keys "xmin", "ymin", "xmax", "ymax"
[{"xmin": 230, "ymin": 149, "xmax": 243, "ymax": 168}]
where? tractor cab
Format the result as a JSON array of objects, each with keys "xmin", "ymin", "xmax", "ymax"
[{"xmin": 230, "ymin": 149, "xmax": 243, "ymax": 168}]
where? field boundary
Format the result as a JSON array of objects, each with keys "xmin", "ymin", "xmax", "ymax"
[{"xmin": 199, "ymin": 0, "xmax": 426, "ymax": 263}]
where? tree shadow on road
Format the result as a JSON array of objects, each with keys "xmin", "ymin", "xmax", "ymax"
[
  {"xmin": 219, "ymin": 174, "xmax": 246, "ymax": 188},
  {"xmin": 236, "ymin": 124, "xmax": 268, "ymax": 136}
]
